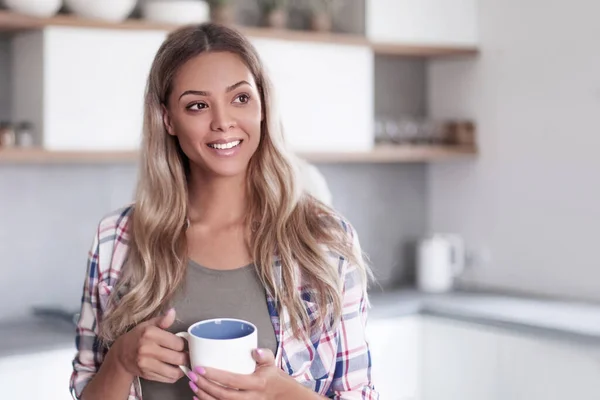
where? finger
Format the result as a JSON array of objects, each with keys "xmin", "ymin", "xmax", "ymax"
[
  {"xmin": 141, "ymin": 358, "xmax": 184, "ymax": 383},
  {"xmin": 193, "ymin": 387, "xmax": 218, "ymax": 400},
  {"xmin": 144, "ymin": 308, "xmax": 176, "ymax": 328},
  {"xmin": 189, "ymin": 379, "xmax": 219, "ymax": 400},
  {"xmin": 145, "ymin": 372, "xmax": 181, "ymax": 384},
  {"xmin": 252, "ymin": 348, "xmax": 275, "ymax": 366},
  {"xmin": 150, "ymin": 345, "xmax": 188, "ymax": 367},
  {"xmin": 151, "ymin": 329, "xmax": 186, "ymax": 351},
  {"xmin": 193, "ymin": 375, "xmax": 241, "ymax": 400},
  {"xmin": 196, "ymin": 366, "xmax": 262, "ymax": 391},
  {"xmin": 158, "ymin": 308, "xmax": 176, "ymax": 329}
]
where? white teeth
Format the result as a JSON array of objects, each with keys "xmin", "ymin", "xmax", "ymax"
[{"xmin": 208, "ymin": 140, "xmax": 241, "ymax": 150}]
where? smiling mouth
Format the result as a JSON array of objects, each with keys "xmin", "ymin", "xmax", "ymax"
[{"xmin": 207, "ymin": 140, "xmax": 242, "ymax": 150}]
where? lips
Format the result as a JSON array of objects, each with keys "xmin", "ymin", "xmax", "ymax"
[{"xmin": 207, "ymin": 139, "xmax": 242, "ymax": 150}]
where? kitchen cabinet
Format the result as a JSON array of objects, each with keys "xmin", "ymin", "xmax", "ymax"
[
  {"xmin": 367, "ymin": 316, "xmax": 421, "ymax": 400},
  {"xmin": 497, "ymin": 332, "xmax": 600, "ymax": 400},
  {"xmin": 366, "ymin": 0, "xmax": 479, "ymax": 47},
  {"xmin": 0, "ymin": 346, "xmax": 75, "ymax": 399},
  {"xmin": 11, "ymin": 27, "xmax": 167, "ymax": 151},
  {"xmin": 420, "ymin": 316, "xmax": 499, "ymax": 400},
  {"xmin": 10, "ymin": 27, "xmax": 374, "ymax": 154},
  {"xmin": 244, "ymin": 38, "xmax": 373, "ymax": 153},
  {"xmin": 420, "ymin": 316, "xmax": 600, "ymax": 400},
  {"xmin": 0, "ymin": 9, "xmax": 478, "ymax": 164}
]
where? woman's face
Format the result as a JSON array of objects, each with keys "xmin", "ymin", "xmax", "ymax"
[{"xmin": 163, "ymin": 51, "xmax": 262, "ymax": 178}]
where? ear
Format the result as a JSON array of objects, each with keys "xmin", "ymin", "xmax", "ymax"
[{"xmin": 161, "ymin": 103, "xmax": 176, "ymax": 136}]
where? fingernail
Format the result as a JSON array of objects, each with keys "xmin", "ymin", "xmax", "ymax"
[
  {"xmin": 194, "ymin": 366, "xmax": 206, "ymax": 375},
  {"xmin": 257, "ymin": 348, "xmax": 264, "ymax": 356},
  {"xmin": 189, "ymin": 381, "xmax": 199, "ymax": 392},
  {"xmin": 188, "ymin": 372, "xmax": 198, "ymax": 382},
  {"xmin": 194, "ymin": 397, "xmax": 199, "ymax": 400}
]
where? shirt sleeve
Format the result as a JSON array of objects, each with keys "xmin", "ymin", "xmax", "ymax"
[
  {"xmin": 69, "ymin": 227, "xmax": 107, "ymax": 399},
  {"xmin": 327, "ymin": 227, "xmax": 379, "ymax": 400}
]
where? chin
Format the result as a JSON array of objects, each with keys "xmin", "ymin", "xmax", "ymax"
[
  {"xmin": 195, "ymin": 151, "xmax": 254, "ymax": 178},
  {"xmin": 203, "ymin": 162, "xmax": 249, "ymax": 178}
]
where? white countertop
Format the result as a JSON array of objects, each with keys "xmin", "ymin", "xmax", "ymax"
[
  {"xmin": 370, "ymin": 288, "xmax": 600, "ymax": 345},
  {"xmin": 3, "ymin": 287, "xmax": 600, "ymax": 358}
]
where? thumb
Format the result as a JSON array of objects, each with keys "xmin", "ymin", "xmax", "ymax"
[
  {"xmin": 147, "ymin": 308, "xmax": 176, "ymax": 329},
  {"xmin": 252, "ymin": 348, "xmax": 275, "ymax": 366}
]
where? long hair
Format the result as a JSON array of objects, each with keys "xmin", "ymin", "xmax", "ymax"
[{"xmin": 100, "ymin": 23, "xmax": 372, "ymax": 342}]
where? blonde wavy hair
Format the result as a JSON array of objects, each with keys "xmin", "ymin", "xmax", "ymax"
[{"xmin": 101, "ymin": 23, "xmax": 371, "ymax": 342}]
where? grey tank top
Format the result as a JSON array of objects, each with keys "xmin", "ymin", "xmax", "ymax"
[{"xmin": 140, "ymin": 260, "xmax": 278, "ymax": 400}]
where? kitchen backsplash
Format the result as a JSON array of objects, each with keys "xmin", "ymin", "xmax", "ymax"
[
  {"xmin": 0, "ymin": 163, "xmax": 427, "ymax": 320},
  {"xmin": 319, "ymin": 163, "xmax": 428, "ymax": 287},
  {"xmin": 0, "ymin": 165, "xmax": 138, "ymax": 321}
]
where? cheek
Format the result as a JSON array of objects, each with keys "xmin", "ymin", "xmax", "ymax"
[
  {"xmin": 240, "ymin": 105, "xmax": 263, "ymax": 137},
  {"xmin": 172, "ymin": 115, "xmax": 211, "ymax": 140}
]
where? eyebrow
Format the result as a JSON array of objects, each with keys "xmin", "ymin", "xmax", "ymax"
[{"xmin": 178, "ymin": 80, "xmax": 252, "ymax": 100}]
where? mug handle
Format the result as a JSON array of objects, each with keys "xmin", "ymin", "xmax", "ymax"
[{"xmin": 176, "ymin": 332, "xmax": 191, "ymax": 376}]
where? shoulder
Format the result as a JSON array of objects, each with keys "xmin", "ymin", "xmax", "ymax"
[
  {"xmin": 96, "ymin": 204, "xmax": 134, "ymax": 241},
  {"xmin": 307, "ymin": 208, "xmax": 364, "ymax": 280},
  {"xmin": 315, "ymin": 208, "xmax": 361, "ymax": 250},
  {"xmin": 317, "ymin": 210, "xmax": 370, "ymax": 287}
]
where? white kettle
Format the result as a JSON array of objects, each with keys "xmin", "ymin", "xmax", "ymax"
[{"xmin": 417, "ymin": 234, "xmax": 465, "ymax": 293}]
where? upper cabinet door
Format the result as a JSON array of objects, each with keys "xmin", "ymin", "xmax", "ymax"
[
  {"xmin": 251, "ymin": 39, "xmax": 374, "ymax": 153},
  {"xmin": 45, "ymin": 28, "xmax": 167, "ymax": 151},
  {"xmin": 366, "ymin": 0, "xmax": 479, "ymax": 46},
  {"xmin": 11, "ymin": 27, "xmax": 167, "ymax": 151}
]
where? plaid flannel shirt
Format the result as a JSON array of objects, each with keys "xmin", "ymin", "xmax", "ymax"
[{"xmin": 70, "ymin": 206, "xmax": 378, "ymax": 399}]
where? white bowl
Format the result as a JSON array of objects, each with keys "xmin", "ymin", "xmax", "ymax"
[
  {"xmin": 64, "ymin": 0, "xmax": 136, "ymax": 22},
  {"xmin": 3, "ymin": 0, "xmax": 62, "ymax": 17},
  {"xmin": 141, "ymin": 0, "xmax": 210, "ymax": 25}
]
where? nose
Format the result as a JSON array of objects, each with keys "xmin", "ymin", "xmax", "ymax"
[{"xmin": 210, "ymin": 104, "xmax": 236, "ymax": 132}]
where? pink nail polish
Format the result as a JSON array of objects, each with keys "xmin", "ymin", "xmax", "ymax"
[
  {"xmin": 194, "ymin": 366, "xmax": 206, "ymax": 375},
  {"xmin": 188, "ymin": 372, "xmax": 198, "ymax": 382},
  {"xmin": 194, "ymin": 397, "xmax": 199, "ymax": 400},
  {"xmin": 189, "ymin": 381, "xmax": 199, "ymax": 392}
]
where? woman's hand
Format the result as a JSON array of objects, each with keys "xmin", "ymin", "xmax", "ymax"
[
  {"xmin": 187, "ymin": 348, "xmax": 291, "ymax": 400},
  {"xmin": 111, "ymin": 308, "xmax": 188, "ymax": 383}
]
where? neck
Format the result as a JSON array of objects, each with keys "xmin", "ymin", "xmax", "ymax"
[{"xmin": 187, "ymin": 170, "xmax": 247, "ymax": 228}]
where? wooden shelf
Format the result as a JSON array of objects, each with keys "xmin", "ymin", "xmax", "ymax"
[
  {"xmin": 298, "ymin": 144, "xmax": 478, "ymax": 163},
  {"xmin": 0, "ymin": 10, "xmax": 478, "ymax": 57},
  {"xmin": 0, "ymin": 148, "xmax": 139, "ymax": 164},
  {"xmin": 371, "ymin": 43, "xmax": 478, "ymax": 57},
  {"xmin": 0, "ymin": 145, "xmax": 477, "ymax": 165}
]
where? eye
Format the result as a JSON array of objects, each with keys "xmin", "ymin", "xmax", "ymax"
[
  {"xmin": 233, "ymin": 94, "xmax": 250, "ymax": 104},
  {"xmin": 186, "ymin": 102, "xmax": 207, "ymax": 111}
]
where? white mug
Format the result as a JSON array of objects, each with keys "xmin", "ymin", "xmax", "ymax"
[{"xmin": 176, "ymin": 318, "xmax": 258, "ymax": 375}]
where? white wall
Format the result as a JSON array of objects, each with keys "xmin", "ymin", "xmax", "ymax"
[{"xmin": 427, "ymin": 0, "xmax": 600, "ymax": 300}]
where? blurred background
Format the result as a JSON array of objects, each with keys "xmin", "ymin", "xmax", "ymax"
[{"xmin": 0, "ymin": 0, "xmax": 599, "ymax": 399}]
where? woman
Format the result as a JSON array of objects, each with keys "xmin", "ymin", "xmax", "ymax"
[{"xmin": 70, "ymin": 22, "xmax": 378, "ymax": 400}]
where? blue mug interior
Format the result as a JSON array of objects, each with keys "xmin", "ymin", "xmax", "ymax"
[{"xmin": 190, "ymin": 320, "xmax": 255, "ymax": 340}]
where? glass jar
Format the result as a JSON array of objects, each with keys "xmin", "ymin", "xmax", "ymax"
[
  {"xmin": 0, "ymin": 121, "xmax": 16, "ymax": 148},
  {"xmin": 16, "ymin": 121, "xmax": 35, "ymax": 148}
]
